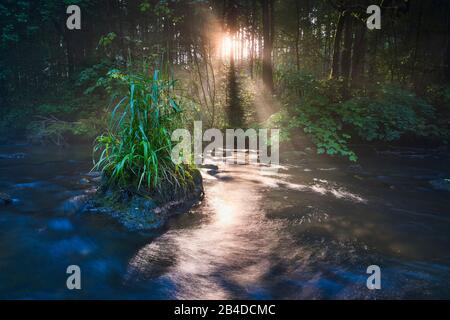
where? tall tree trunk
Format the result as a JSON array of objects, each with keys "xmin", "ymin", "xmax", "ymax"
[
  {"xmin": 262, "ymin": 0, "xmax": 274, "ymax": 92},
  {"xmin": 295, "ymin": 1, "xmax": 301, "ymax": 71},
  {"xmin": 446, "ymin": 1, "xmax": 450, "ymax": 83},
  {"xmin": 411, "ymin": 0, "xmax": 424, "ymax": 88},
  {"xmin": 250, "ymin": 0, "xmax": 256, "ymax": 78},
  {"xmin": 330, "ymin": 11, "xmax": 345, "ymax": 78},
  {"xmin": 351, "ymin": 21, "xmax": 367, "ymax": 89},
  {"xmin": 240, "ymin": 29, "xmax": 244, "ymax": 62},
  {"xmin": 341, "ymin": 12, "xmax": 353, "ymax": 95},
  {"xmin": 64, "ymin": 30, "xmax": 75, "ymax": 78},
  {"xmin": 368, "ymin": 27, "xmax": 379, "ymax": 78},
  {"xmin": 325, "ymin": 17, "xmax": 333, "ymax": 75}
]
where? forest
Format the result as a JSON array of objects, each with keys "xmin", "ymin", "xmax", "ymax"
[
  {"xmin": 1, "ymin": 0, "xmax": 449, "ymax": 158},
  {"xmin": 0, "ymin": 0, "xmax": 450, "ymax": 301}
]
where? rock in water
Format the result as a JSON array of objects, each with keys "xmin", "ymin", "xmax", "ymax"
[
  {"xmin": 0, "ymin": 153, "xmax": 26, "ymax": 159},
  {"xmin": 63, "ymin": 194, "xmax": 90, "ymax": 214},
  {"xmin": 430, "ymin": 179, "xmax": 450, "ymax": 192},
  {"xmin": 0, "ymin": 192, "xmax": 12, "ymax": 205},
  {"xmin": 83, "ymin": 169, "xmax": 204, "ymax": 231},
  {"xmin": 79, "ymin": 178, "xmax": 90, "ymax": 185}
]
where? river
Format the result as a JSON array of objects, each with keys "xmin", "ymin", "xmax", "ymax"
[{"xmin": 0, "ymin": 143, "xmax": 449, "ymax": 299}]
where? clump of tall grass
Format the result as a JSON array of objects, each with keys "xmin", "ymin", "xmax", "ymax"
[{"xmin": 93, "ymin": 69, "xmax": 198, "ymax": 200}]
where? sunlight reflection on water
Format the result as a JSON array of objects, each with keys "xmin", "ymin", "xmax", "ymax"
[
  {"xmin": 126, "ymin": 158, "xmax": 287, "ymax": 299},
  {"xmin": 125, "ymin": 150, "xmax": 371, "ymax": 299},
  {"xmin": 0, "ymin": 144, "xmax": 449, "ymax": 299}
]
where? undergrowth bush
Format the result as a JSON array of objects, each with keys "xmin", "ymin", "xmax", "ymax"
[
  {"xmin": 0, "ymin": 107, "xmax": 33, "ymax": 142},
  {"xmin": 269, "ymin": 68, "xmax": 449, "ymax": 161},
  {"xmin": 93, "ymin": 69, "xmax": 198, "ymax": 198},
  {"xmin": 340, "ymin": 86, "xmax": 443, "ymax": 142}
]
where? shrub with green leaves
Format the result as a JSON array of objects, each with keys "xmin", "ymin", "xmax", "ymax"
[
  {"xmin": 271, "ymin": 68, "xmax": 448, "ymax": 162},
  {"xmin": 271, "ymin": 69, "xmax": 357, "ymax": 161},
  {"xmin": 340, "ymin": 85, "xmax": 442, "ymax": 142},
  {"xmin": 93, "ymin": 69, "xmax": 198, "ymax": 199}
]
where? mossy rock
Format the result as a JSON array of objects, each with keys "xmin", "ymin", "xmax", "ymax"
[{"xmin": 84, "ymin": 168, "xmax": 204, "ymax": 231}]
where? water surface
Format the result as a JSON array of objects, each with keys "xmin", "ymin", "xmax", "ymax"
[{"xmin": 0, "ymin": 144, "xmax": 449, "ymax": 299}]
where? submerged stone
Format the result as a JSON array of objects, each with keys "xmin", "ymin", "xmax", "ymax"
[
  {"xmin": 0, "ymin": 152, "xmax": 26, "ymax": 159},
  {"xmin": 79, "ymin": 178, "xmax": 90, "ymax": 185},
  {"xmin": 50, "ymin": 236, "xmax": 96, "ymax": 257},
  {"xmin": 0, "ymin": 192, "xmax": 12, "ymax": 206},
  {"xmin": 85, "ymin": 171, "xmax": 102, "ymax": 178},
  {"xmin": 62, "ymin": 194, "xmax": 90, "ymax": 214},
  {"xmin": 429, "ymin": 179, "xmax": 450, "ymax": 192},
  {"xmin": 15, "ymin": 182, "xmax": 43, "ymax": 189},
  {"xmin": 48, "ymin": 218, "xmax": 74, "ymax": 232}
]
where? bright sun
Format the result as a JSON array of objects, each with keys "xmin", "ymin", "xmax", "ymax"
[
  {"xmin": 220, "ymin": 33, "xmax": 250, "ymax": 60},
  {"xmin": 220, "ymin": 35, "xmax": 235, "ymax": 58}
]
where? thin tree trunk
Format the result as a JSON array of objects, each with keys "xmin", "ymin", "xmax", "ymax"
[
  {"xmin": 261, "ymin": 0, "xmax": 274, "ymax": 92},
  {"xmin": 330, "ymin": 11, "xmax": 345, "ymax": 78},
  {"xmin": 446, "ymin": 2, "xmax": 450, "ymax": 83},
  {"xmin": 341, "ymin": 12, "xmax": 353, "ymax": 94},
  {"xmin": 351, "ymin": 21, "xmax": 367, "ymax": 89},
  {"xmin": 411, "ymin": 0, "xmax": 424, "ymax": 88},
  {"xmin": 295, "ymin": 1, "xmax": 301, "ymax": 71}
]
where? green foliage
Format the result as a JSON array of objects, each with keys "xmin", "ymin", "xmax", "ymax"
[
  {"xmin": 272, "ymin": 69, "xmax": 357, "ymax": 161},
  {"xmin": 93, "ymin": 69, "xmax": 197, "ymax": 197},
  {"xmin": 98, "ymin": 32, "xmax": 117, "ymax": 48},
  {"xmin": 0, "ymin": 107, "xmax": 33, "ymax": 142},
  {"xmin": 27, "ymin": 118, "xmax": 92, "ymax": 146},
  {"xmin": 139, "ymin": 1, "xmax": 151, "ymax": 12},
  {"xmin": 26, "ymin": 111, "xmax": 107, "ymax": 146},
  {"xmin": 78, "ymin": 62, "xmax": 127, "ymax": 98},
  {"xmin": 271, "ymin": 69, "xmax": 449, "ymax": 161},
  {"xmin": 0, "ymin": 89, "xmax": 108, "ymax": 144},
  {"xmin": 425, "ymin": 85, "xmax": 450, "ymax": 117},
  {"xmin": 35, "ymin": 104, "xmax": 73, "ymax": 116},
  {"xmin": 340, "ymin": 85, "xmax": 443, "ymax": 142}
]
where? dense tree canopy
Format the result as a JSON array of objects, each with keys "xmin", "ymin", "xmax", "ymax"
[{"xmin": 0, "ymin": 0, "xmax": 449, "ymax": 157}]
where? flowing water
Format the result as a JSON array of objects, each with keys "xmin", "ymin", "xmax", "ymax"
[{"xmin": 0, "ymin": 143, "xmax": 449, "ymax": 299}]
